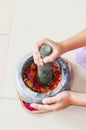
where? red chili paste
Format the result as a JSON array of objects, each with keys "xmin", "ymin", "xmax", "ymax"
[{"xmin": 23, "ymin": 63, "xmax": 61, "ymax": 94}]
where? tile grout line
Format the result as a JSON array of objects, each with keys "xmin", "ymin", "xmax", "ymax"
[
  {"xmin": 0, "ymin": 35, "xmax": 10, "ymax": 103},
  {"xmin": 0, "ymin": 33, "xmax": 9, "ymax": 36},
  {"xmin": 1, "ymin": 97, "xmax": 18, "ymax": 101},
  {"xmin": 0, "ymin": 1, "xmax": 16, "ymax": 101}
]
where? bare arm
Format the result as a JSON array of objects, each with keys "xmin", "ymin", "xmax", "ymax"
[
  {"xmin": 34, "ymin": 29, "xmax": 86, "ymax": 65},
  {"xmin": 32, "ymin": 29, "xmax": 86, "ymax": 112},
  {"xmin": 30, "ymin": 91, "xmax": 86, "ymax": 113},
  {"xmin": 61, "ymin": 29, "xmax": 86, "ymax": 53},
  {"xmin": 70, "ymin": 92, "xmax": 86, "ymax": 106}
]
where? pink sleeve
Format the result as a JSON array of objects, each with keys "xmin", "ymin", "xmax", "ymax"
[{"xmin": 75, "ymin": 47, "xmax": 86, "ymax": 68}]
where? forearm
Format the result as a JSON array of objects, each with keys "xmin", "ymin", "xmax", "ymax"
[
  {"xmin": 70, "ymin": 91, "xmax": 86, "ymax": 106},
  {"xmin": 61, "ymin": 29, "xmax": 86, "ymax": 53}
]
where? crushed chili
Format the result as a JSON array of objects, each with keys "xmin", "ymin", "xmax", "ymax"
[{"xmin": 23, "ymin": 63, "xmax": 61, "ymax": 94}]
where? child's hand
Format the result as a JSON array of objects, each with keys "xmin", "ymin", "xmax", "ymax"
[
  {"xmin": 30, "ymin": 91, "xmax": 71, "ymax": 113},
  {"xmin": 33, "ymin": 38, "xmax": 63, "ymax": 65}
]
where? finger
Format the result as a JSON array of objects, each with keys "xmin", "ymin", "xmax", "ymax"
[
  {"xmin": 33, "ymin": 48, "xmax": 41, "ymax": 58},
  {"xmin": 35, "ymin": 38, "xmax": 48, "ymax": 51},
  {"xmin": 42, "ymin": 94, "xmax": 62, "ymax": 104},
  {"xmin": 33, "ymin": 53, "xmax": 43, "ymax": 65},
  {"xmin": 34, "ymin": 37, "xmax": 55, "ymax": 54},
  {"xmin": 34, "ymin": 58, "xmax": 44, "ymax": 66},
  {"xmin": 30, "ymin": 103, "xmax": 59, "ymax": 112},
  {"xmin": 35, "ymin": 38, "xmax": 54, "ymax": 51},
  {"xmin": 43, "ymin": 53, "xmax": 57, "ymax": 63},
  {"xmin": 33, "ymin": 42, "xmax": 42, "ymax": 59},
  {"xmin": 30, "ymin": 103, "xmax": 52, "ymax": 112},
  {"xmin": 43, "ymin": 49, "xmax": 59, "ymax": 63},
  {"xmin": 33, "ymin": 38, "xmax": 49, "ymax": 65}
]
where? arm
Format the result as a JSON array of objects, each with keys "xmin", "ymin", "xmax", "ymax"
[
  {"xmin": 32, "ymin": 29, "xmax": 86, "ymax": 113},
  {"xmin": 30, "ymin": 91, "xmax": 86, "ymax": 113},
  {"xmin": 61, "ymin": 29, "xmax": 86, "ymax": 53},
  {"xmin": 70, "ymin": 92, "xmax": 86, "ymax": 106},
  {"xmin": 34, "ymin": 29, "xmax": 86, "ymax": 65}
]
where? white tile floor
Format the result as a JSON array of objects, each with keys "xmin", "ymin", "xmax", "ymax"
[
  {"xmin": 0, "ymin": 36, "xmax": 9, "ymax": 99},
  {"xmin": 0, "ymin": 0, "xmax": 16, "ymax": 34},
  {"xmin": 0, "ymin": 0, "xmax": 86, "ymax": 130}
]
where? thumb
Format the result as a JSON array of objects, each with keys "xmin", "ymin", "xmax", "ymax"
[
  {"xmin": 42, "ymin": 95, "xmax": 61, "ymax": 104},
  {"xmin": 43, "ymin": 56, "xmax": 53, "ymax": 63},
  {"xmin": 43, "ymin": 50, "xmax": 59, "ymax": 63}
]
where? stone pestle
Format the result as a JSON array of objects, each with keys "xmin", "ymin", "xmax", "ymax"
[{"xmin": 38, "ymin": 44, "xmax": 53, "ymax": 86}]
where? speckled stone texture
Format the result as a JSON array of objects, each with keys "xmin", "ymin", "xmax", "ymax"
[{"xmin": 15, "ymin": 52, "xmax": 71, "ymax": 103}]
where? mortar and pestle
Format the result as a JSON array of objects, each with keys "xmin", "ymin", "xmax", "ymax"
[{"xmin": 15, "ymin": 44, "xmax": 71, "ymax": 113}]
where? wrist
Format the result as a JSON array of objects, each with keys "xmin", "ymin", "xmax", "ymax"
[
  {"xmin": 66, "ymin": 91, "xmax": 73, "ymax": 105},
  {"xmin": 59, "ymin": 41, "xmax": 68, "ymax": 54},
  {"xmin": 55, "ymin": 41, "xmax": 66, "ymax": 56},
  {"xmin": 69, "ymin": 91, "xmax": 86, "ymax": 106},
  {"xmin": 69, "ymin": 91, "xmax": 77, "ymax": 105}
]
